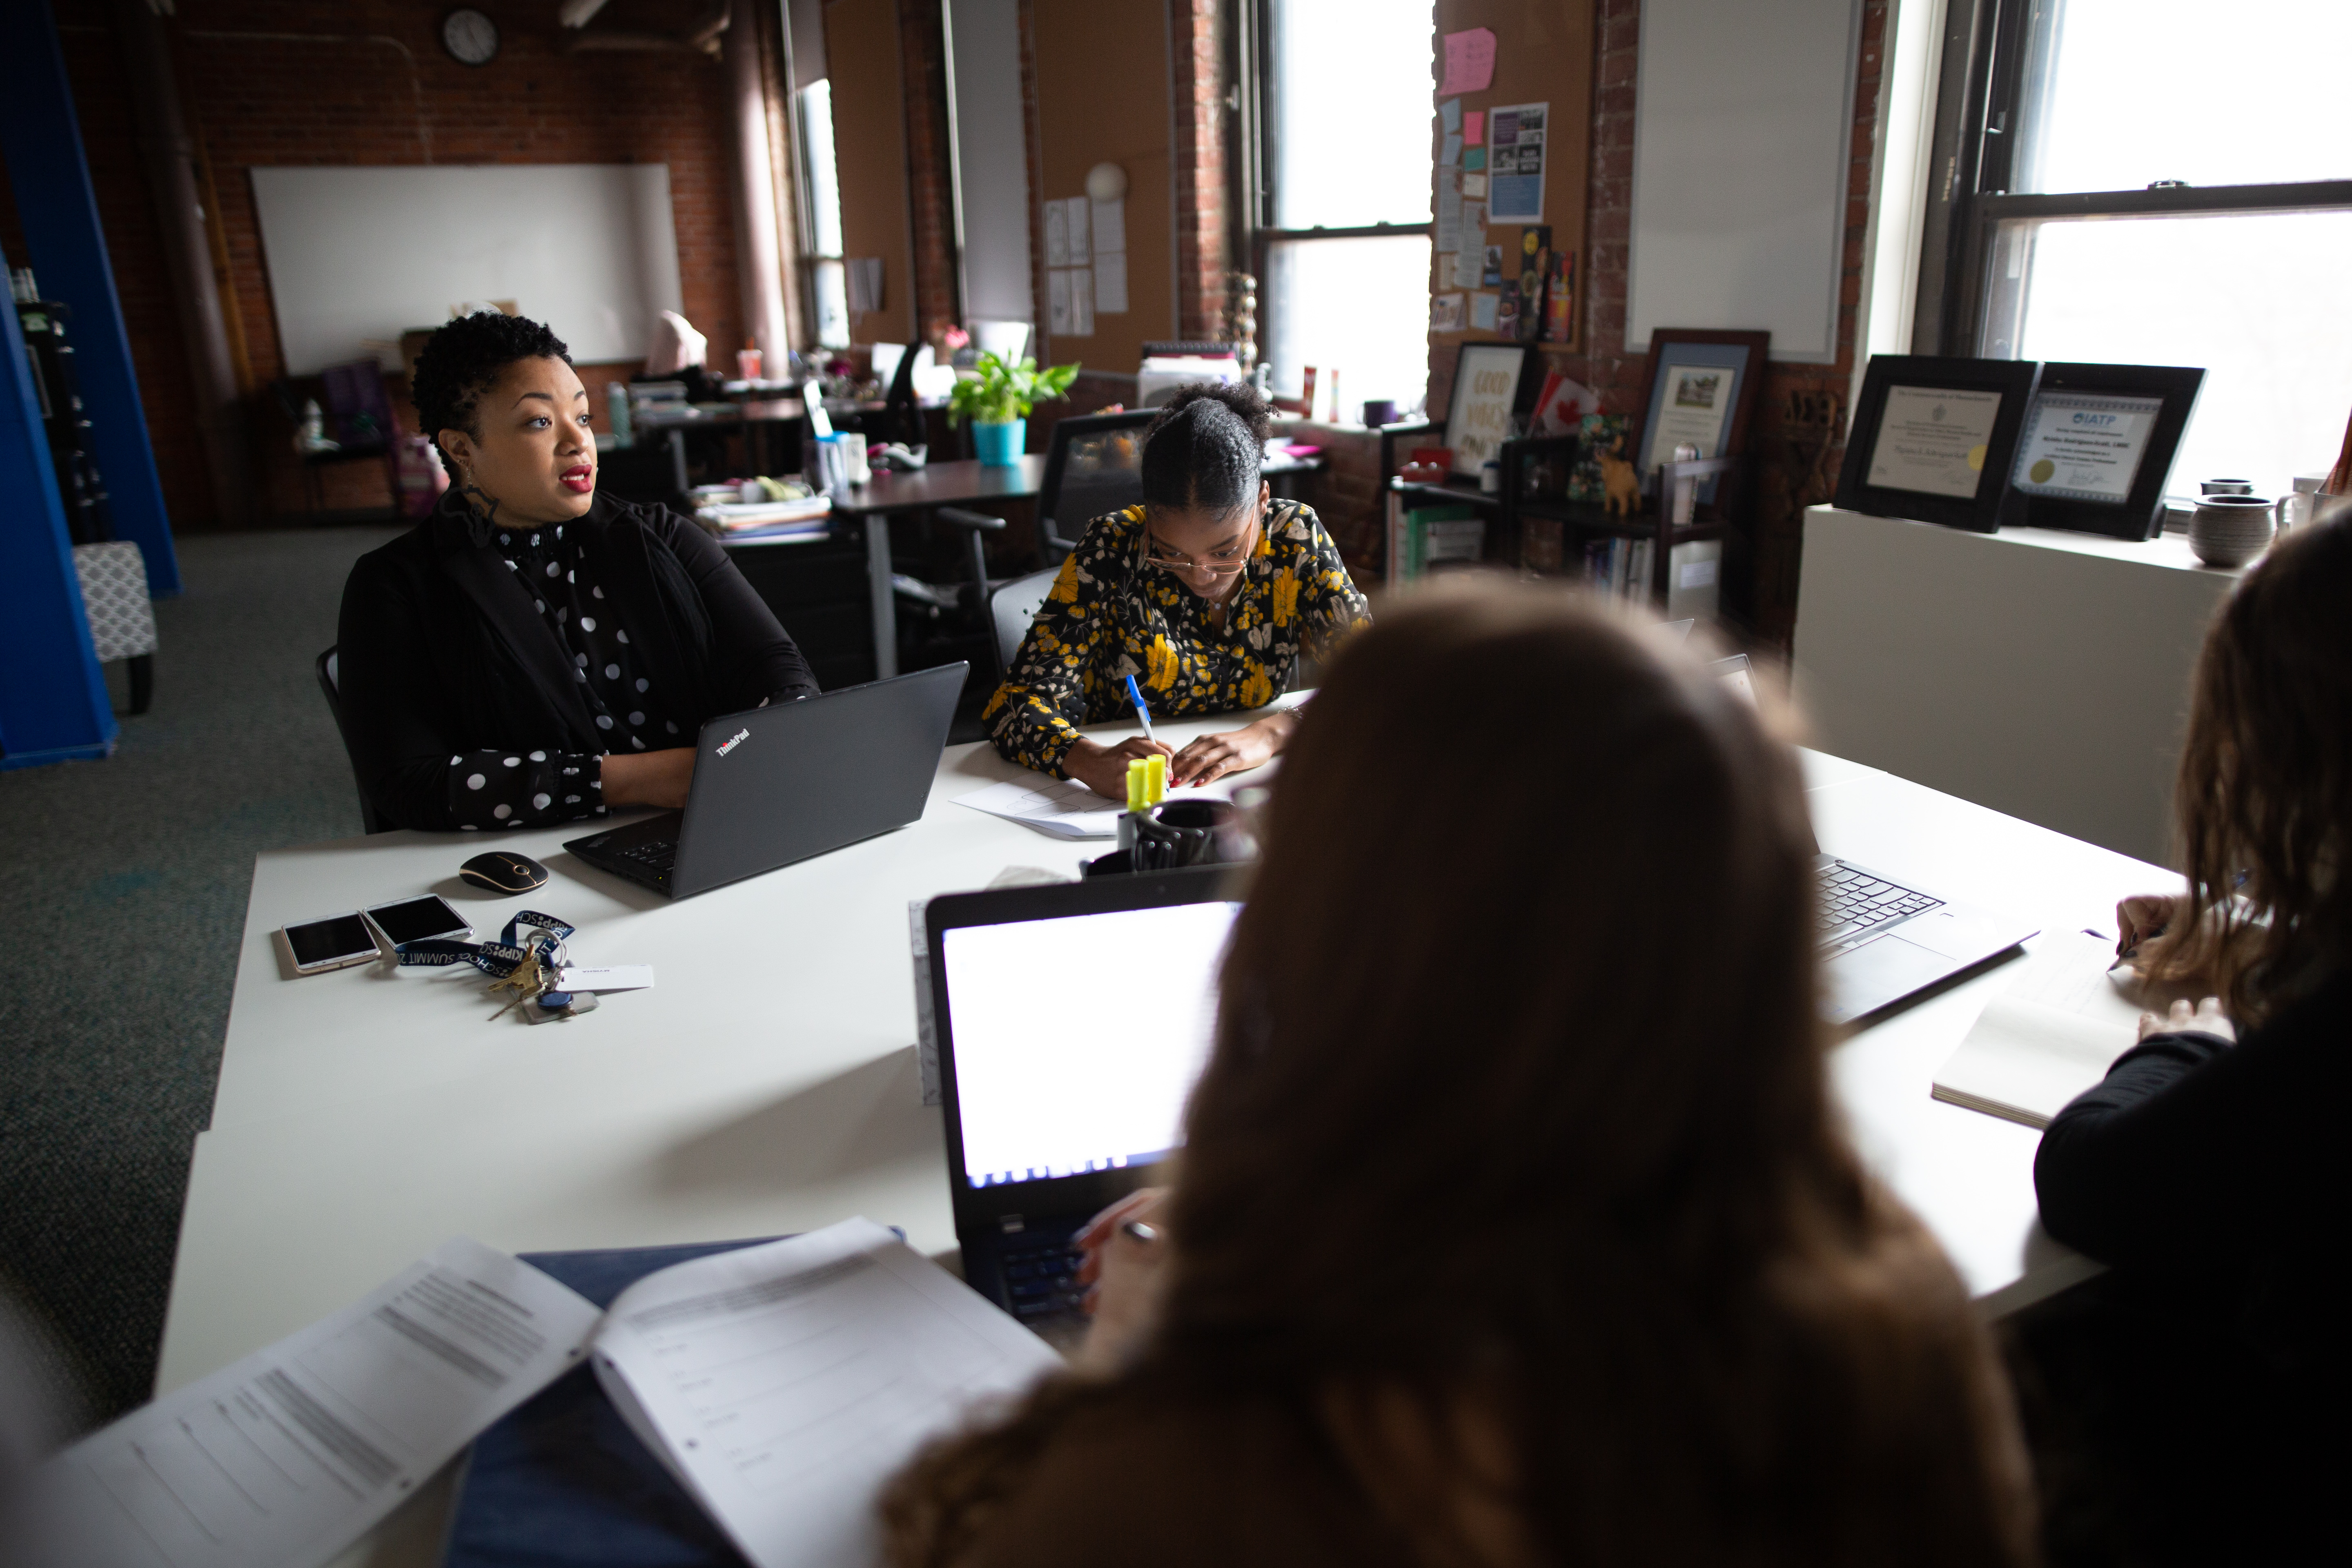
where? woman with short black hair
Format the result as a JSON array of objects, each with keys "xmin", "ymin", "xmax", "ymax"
[
  {"xmin": 983, "ymin": 381, "xmax": 1370, "ymax": 797},
  {"xmin": 337, "ymin": 310, "xmax": 816, "ymax": 832}
]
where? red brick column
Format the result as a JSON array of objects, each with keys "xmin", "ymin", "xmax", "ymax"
[
  {"xmin": 1169, "ymin": 0, "xmax": 1233, "ymax": 343},
  {"xmin": 898, "ymin": 0, "xmax": 962, "ymax": 340}
]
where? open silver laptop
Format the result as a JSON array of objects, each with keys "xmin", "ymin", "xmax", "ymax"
[{"xmin": 1714, "ymin": 653, "xmax": 2038, "ymax": 1022}]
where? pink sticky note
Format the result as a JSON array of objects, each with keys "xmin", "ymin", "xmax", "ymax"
[
  {"xmin": 1440, "ymin": 27, "xmax": 1496, "ymax": 96},
  {"xmin": 1463, "ymin": 110, "xmax": 1486, "ymax": 147}
]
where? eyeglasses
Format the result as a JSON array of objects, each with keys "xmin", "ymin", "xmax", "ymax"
[{"xmin": 1142, "ymin": 509, "xmax": 1261, "ymax": 577}]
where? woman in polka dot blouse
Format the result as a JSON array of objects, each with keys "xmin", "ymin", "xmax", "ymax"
[{"xmin": 337, "ymin": 312, "xmax": 817, "ymax": 832}]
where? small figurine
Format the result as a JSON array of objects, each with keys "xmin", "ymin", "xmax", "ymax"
[{"xmin": 1598, "ymin": 433, "xmax": 1642, "ymax": 518}]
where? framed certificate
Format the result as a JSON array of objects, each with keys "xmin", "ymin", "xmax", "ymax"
[
  {"xmin": 1630, "ymin": 330, "xmax": 1767, "ymax": 508},
  {"xmin": 1997, "ymin": 363, "xmax": 2204, "ymax": 540},
  {"xmin": 1833, "ymin": 356, "xmax": 2042, "ymax": 533}
]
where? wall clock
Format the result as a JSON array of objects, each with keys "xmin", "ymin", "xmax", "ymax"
[{"xmin": 441, "ymin": 8, "xmax": 500, "ymax": 67}]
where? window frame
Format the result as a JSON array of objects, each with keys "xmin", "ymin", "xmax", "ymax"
[
  {"xmin": 1915, "ymin": 0, "xmax": 2352, "ymax": 358},
  {"xmin": 1244, "ymin": 0, "xmax": 1435, "ymax": 403},
  {"xmin": 790, "ymin": 77, "xmax": 852, "ymax": 350}
]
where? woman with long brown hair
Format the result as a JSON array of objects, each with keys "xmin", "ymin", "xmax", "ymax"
[
  {"xmin": 2026, "ymin": 508, "xmax": 2352, "ymax": 1563},
  {"xmin": 884, "ymin": 581, "xmax": 2036, "ymax": 1566}
]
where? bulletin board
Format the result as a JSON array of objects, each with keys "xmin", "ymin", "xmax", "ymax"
[{"xmin": 1427, "ymin": 0, "xmax": 1595, "ymax": 389}]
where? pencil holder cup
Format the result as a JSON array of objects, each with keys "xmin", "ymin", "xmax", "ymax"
[
  {"xmin": 2188, "ymin": 494, "xmax": 2276, "ymax": 568},
  {"xmin": 1129, "ymin": 800, "xmax": 1246, "ymax": 872}
]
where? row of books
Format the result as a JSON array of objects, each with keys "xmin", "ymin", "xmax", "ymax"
[
  {"xmin": 1385, "ymin": 499, "xmax": 1488, "ymax": 586},
  {"xmin": 1582, "ymin": 535, "xmax": 1655, "ymax": 600}
]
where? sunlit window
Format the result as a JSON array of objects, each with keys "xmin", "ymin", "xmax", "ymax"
[
  {"xmin": 797, "ymin": 80, "xmax": 850, "ymax": 349},
  {"xmin": 1259, "ymin": 0, "xmax": 1434, "ymax": 411}
]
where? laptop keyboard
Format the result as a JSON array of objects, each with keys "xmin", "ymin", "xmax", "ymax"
[
  {"xmin": 614, "ymin": 838, "xmax": 675, "ymax": 886},
  {"xmin": 998, "ymin": 1232, "xmax": 1088, "ymax": 1323},
  {"xmin": 1817, "ymin": 864, "xmax": 1941, "ymax": 948}
]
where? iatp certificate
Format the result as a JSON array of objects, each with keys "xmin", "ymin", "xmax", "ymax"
[
  {"xmin": 1867, "ymin": 386, "xmax": 2003, "ymax": 499},
  {"xmin": 2011, "ymin": 393, "xmax": 2164, "ymax": 503}
]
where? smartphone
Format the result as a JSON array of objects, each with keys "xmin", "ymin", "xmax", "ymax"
[
  {"xmin": 276, "ymin": 912, "xmax": 380, "ymax": 976},
  {"xmin": 364, "ymin": 895, "xmax": 472, "ymax": 948}
]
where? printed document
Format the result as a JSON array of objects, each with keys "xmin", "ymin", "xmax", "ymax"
[
  {"xmin": 591, "ymin": 1218, "xmax": 1061, "ymax": 1568},
  {"xmin": 16, "ymin": 1238, "xmax": 600, "ymax": 1568}
]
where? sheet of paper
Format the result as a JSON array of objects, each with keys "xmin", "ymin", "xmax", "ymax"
[
  {"xmin": 1439, "ymin": 97, "xmax": 1461, "ymax": 134},
  {"xmin": 1434, "ymin": 169, "xmax": 1463, "ymax": 254},
  {"xmin": 1933, "ymin": 931, "xmax": 2147, "ymax": 1128},
  {"xmin": 1868, "ymin": 385, "xmax": 2003, "ymax": 500},
  {"xmin": 1469, "ymin": 291, "xmax": 1500, "ymax": 332},
  {"xmin": 1429, "ymin": 292, "xmax": 1465, "ymax": 333},
  {"xmin": 1069, "ymin": 267, "xmax": 1095, "ymax": 336},
  {"xmin": 1064, "ymin": 195, "xmax": 1090, "ymax": 266},
  {"xmin": 1441, "ymin": 133, "xmax": 1463, "ymax": 167},
  {"xmin": 1093, "ymin": 250, "xmax": 1129, "ymax": 314},
  {"xmin": 955, "ymin": 769, "xmax": 1258, "ymax": 842},
  {"xmin": 593, "ymin": 1218, "xmax": 1061, "ymax": 1568},
  {"xmin": 2010, "ymin": 392, "xmax": 2163, "ymax": 502},
  {"xmin": 1047, "ymin": 268, "xmax": 1072, "ymax": 334},
  {"xmin": 1089, "ymin": 195, "xmax": 1125, "ymax": 255},
  {"xmin": 1463, "ymin": 109, "xmax": 1486, "ymax": 146},
  {"xmin": 1462, "ymin": 172, "xmax": 1488, "ymax": 199},
  {"xmin": 558, "ymin": 964, "xmax": 654, "ymax": 992},
  {"xmin": 20, "ymin": 1238, "xmax": 599, "ymax": 1568},
  {"xmin": 1453, "ymin": 244, "xmax": 1484, "ymax": 290},
  {"xmin": 1043, "ymin": 202, "xmax": 1069, "ymax": 267},
  {"xmin": 1440, "ymin": 26, "xmax": 1496, "ymax": 94},
  {"xmin": 1486, "ymin": 102, "xmax": 1548, "ymax": 223}
]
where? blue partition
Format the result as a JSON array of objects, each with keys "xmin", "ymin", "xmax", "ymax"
[
  {"xmin": 0, "ymin": 236, "xmax": 115, "ymax": 769},
  {"xmin": 0, "ymin": 0, "xmax": 181, "ymax": 597}
]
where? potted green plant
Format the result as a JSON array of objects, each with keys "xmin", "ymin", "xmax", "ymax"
[{"xmin": 948, "ymin": 351, "xmax": 1079, "ymax": 466}]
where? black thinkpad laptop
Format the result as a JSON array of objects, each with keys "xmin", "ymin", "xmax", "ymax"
[
  {"xmin": 565, "ymin": 663, "xmax": 964, "ymax": 900},
  {"xmin": 924, "ymin": 867, "xmax": 1241, "ymax": 1342}
]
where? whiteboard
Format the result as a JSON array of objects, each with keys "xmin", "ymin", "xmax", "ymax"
[
  {"xmin": 1628, "ymin": 0, "xmax": 1861, "ymax": 363},
  {"xmin": 947, "ymin": 0, "xmax": 1033, "ymax": 323},
  {"xmin": 250, "ymin": 165, "xmax": 685, "ymax": 375}
]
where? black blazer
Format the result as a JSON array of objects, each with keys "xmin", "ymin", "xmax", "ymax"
[{"xmin": 337, "ymin": 492, "xmax": 817, "ymax": 831}]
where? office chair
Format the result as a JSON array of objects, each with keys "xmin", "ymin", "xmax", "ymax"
[
  {"xmin": 316, "ymin": 646, "xmax": 389, "ymax": 834},
  {"xmin": 987, "ymin": 566, "xmax": 1064, "ymax": 683},
  {"xmin": 1030, "ymin": 408, "xmax": 1155, "ymax": 565}
]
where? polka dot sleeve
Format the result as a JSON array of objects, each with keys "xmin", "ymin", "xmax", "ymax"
[{"xmin": 441, "ymin": 747, "xmax": 608, "ymax": 832}]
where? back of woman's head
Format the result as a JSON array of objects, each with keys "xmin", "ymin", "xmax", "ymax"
[
  {"xmin": 1140, "ymin": 381, "xmax": 1273, "ymax": 515},
  {"xmin": 2169, "ymin": 505, "xmax": 2352, "ymax": 1017},
  {"xmin": 1170, "ymin": 581, "xmax": 1838, "ymax": 1366}
]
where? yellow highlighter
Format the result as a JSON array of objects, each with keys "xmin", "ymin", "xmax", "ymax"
[
  {"xmin": 1146, "ymin": 753, "xmax": 1168, "ymax": 804},
  {"xmin": 1126, "ymin": 757, "xmax": 1150, "ymax": 812}
]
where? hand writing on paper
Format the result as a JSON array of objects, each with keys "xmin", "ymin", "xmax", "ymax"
[
  {"xmin": 2137, "ymin": 996, "xmax": 2235, "ymax": 1044},
  {"xmin": 2115, "ymin": 893, "xmax": 2181, "ymax": 961},
  {"xmin": 1063, "ymin": 735, "xmax": 1176, "ymax": 800},
  {"xmin": 1071, "ymin": 1187, "xmax": 1172, "ymax": 1374},
  {"xmin": 1169, "ymin": 711, "xmax": 1297, "ymax": 788}
]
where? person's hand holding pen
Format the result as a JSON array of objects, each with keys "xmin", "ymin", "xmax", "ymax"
[
  {"xmin": 1063, "ymin": 735, "xmax": 1174, "ymax": 799},
  {"xmin": 2115, "ymin": 893, "xmax": 2181, "ymax": 962},
  {"xmin": 1070, "ymin": 1187, "xmax": 1172, "ymax": 1375}
]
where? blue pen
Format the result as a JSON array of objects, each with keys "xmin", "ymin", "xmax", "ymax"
[{"xmin": 1123, "ymin": 673, "xmax": 1158, "ymax": 748}]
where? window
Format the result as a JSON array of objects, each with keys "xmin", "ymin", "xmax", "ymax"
[
  {"xmin": 796, "ymin": 78, "xmax": 851, "ymax": 350},
  {"xmin": 1253, "ymin": 0, "xmax": 1434, "ymax": 413},
  {"xmin": 1928, "ymin": 0, "xmax": 2352, "ymax": 496}
]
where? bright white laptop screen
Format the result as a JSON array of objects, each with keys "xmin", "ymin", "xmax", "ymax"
[{"xmin": 941, "ymin": 901, "xmax": 1241, "ymax": 1188}]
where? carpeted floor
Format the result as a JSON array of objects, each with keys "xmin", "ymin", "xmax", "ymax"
[{"xmin": 0, "ymin": 524, "xmax": 403, "ymax": 1424}]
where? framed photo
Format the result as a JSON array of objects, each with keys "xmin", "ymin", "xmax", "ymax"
[
  {"xmin": 1833, "ymin": 356, "xmax": 2043, "ymax": 533},
  {"xmin": 1444, "ymin": 342, "xmax": 1533, "ymax": 480},
  {"xmin": 1631, "ymin": 330, "xmax": 1768, "ymax": 506},
  {"xmin": 1996, "ymin": 363, "xmax": 2205, "ymax": 541}
]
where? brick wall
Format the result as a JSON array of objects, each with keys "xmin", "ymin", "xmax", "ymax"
[
  {"xmin": 1, "ymin": 0, "xmax": 750, "ymax": 528},
  {"xmin": 1419, "ymin": 0, "xmax": 1888, "ymax": 650},
  {"xmin": 896, "ymin": 0, "xmax": 960, "ymax": 341},
  {"xmin": 1169, "ymin": 0, "xmax": 1232, "ymax": 343}
]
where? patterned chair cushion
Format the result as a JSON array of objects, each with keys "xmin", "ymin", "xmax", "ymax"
[{"xmin": 73, "ymin": 540, "xmax": 158, "ymax": 663}]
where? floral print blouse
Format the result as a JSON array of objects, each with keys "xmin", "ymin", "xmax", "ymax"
[{"xmin": 984, "ymin": 497, "xmax": 1370, "ymax": 777}]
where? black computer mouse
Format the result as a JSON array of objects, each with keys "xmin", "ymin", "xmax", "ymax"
[{"xmin": 460, "ymin": 850, "xmax": 550, "ymax": 894}]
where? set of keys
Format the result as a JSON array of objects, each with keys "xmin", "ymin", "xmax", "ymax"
[{"xmin": 397, "ymin": 911, "xmax": 599, "ymax": 1024}]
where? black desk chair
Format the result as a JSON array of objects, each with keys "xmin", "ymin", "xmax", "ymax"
[
  {"xmin": 315, "ymin": 646, "xmax": 389, "ymax": 835},
  {"xmin": 1028, "ymin": 408, "xmax": 1154, "ymax": 565}
]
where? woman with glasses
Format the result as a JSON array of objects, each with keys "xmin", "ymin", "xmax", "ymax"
[{"xmin": 983, "ymin": 382, "xmax": 1370, "ymax": 796}]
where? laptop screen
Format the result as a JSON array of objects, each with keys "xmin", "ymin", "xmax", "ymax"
[{"xmin": 940, "ymin": 900, "xmax": 1241, "ymax": 1189}]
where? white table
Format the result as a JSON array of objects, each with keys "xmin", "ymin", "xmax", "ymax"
[{"xmin": 156, "ymin": 715, "xmax": 2169, "ymax": 1560}]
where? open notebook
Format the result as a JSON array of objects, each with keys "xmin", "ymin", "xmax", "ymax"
[{"xmin": 1932, "ymin": 929, "xmax": 2151, "ymax": 1128}]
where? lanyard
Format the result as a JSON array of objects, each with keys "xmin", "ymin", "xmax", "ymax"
[{"xmin": 395, "ymin": 910, "xmax": 575, "ymax": 977}]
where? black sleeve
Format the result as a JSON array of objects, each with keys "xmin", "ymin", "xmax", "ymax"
[
  {"xmin": 2034, "ymin": 992, "xmax": 2345, "ymax": 1272},
  {"xmin": 337, "ymin": 553, "xmax": 607, "ymax": 833},
  {"xmin": 656, "ymin": 511, "xmax": 822, "ymax": 706}
]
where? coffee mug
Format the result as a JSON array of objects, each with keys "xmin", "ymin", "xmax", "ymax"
[
  {"xmin": 1362, "ymin": 399, "xmax": 1399, "ymax": 428},
  {"xmin": 2200, "ymin": 478, "xmax": 2255, "ymax": 496},
  {"xmin": 2188, "ymin": 494, "xmax": 2276, "ymax": 568}
]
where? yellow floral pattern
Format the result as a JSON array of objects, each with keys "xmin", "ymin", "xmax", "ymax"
[{"xmin": 982, "ymin": 498, "xmax": 1371, "ymax": 777}]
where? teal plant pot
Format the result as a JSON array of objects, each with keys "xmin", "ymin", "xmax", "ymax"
[{"xmin": 972, "ymin": 419, "xmax": 1026, "ymax": 466}]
